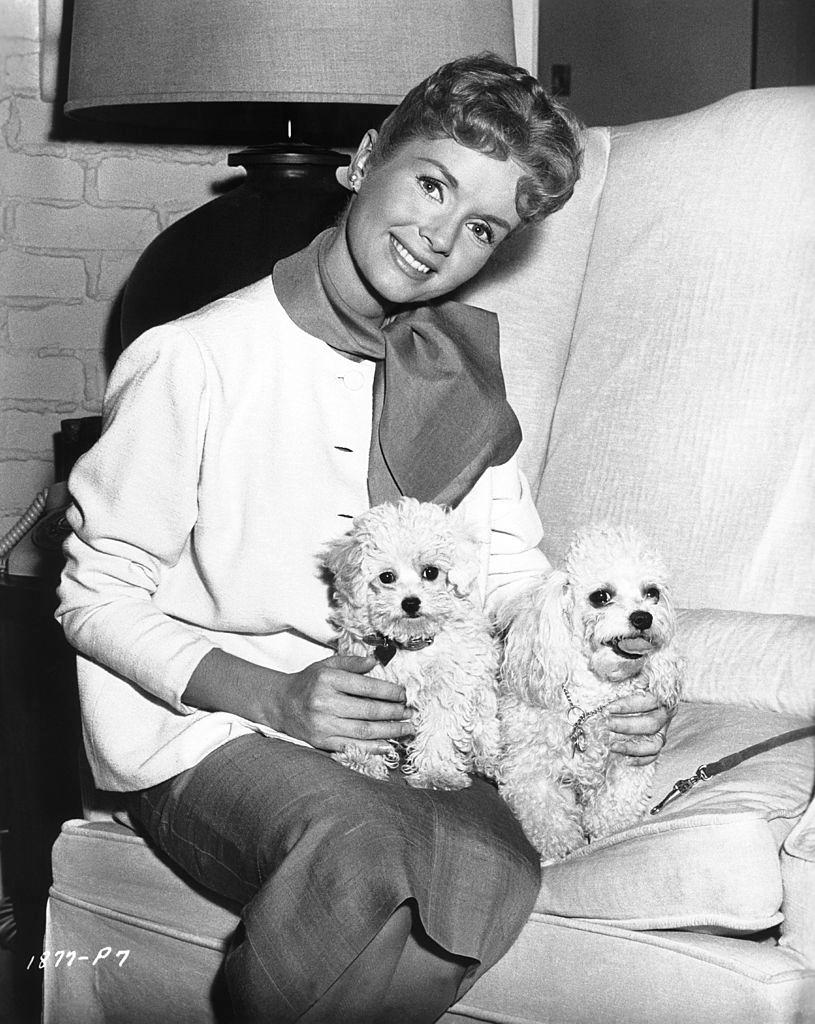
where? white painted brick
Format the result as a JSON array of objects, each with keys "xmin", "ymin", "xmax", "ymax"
[
  {"xmin": 0, "ymin": 409, "xmax": 62, "ymax": 456},
  {"xmin": 3, "ymin": 0, "xmax": 39, "ymax": 38},
  {"xmin": 97, "ymin": 251, "xmax": 141, "ymax": 300},
  {"xmin": 1, "ymin": 351, "xmax": 85, "ymax": 402},
  {"xmin": 5, "ymin": 50, "xmax": 39, "ymax": 92},
  {"xmin": 8, "ymin": 302, "xmax": 110, "ymax": 353},
  {"xmin": 83, "ymin": 355, "xmax": 111, "ymax": 408},
  {"xmin": 0, "ymin": 150, "xmax": 85, "ymax": 200},
  {"xmin": 11, "ymin": 97, "xmax": 60, "ymax": 149},
  {"xmin": 0, "ymin": 459, "xmax": 52, "ymax": 513},
  {"xmin": 0, "ymin": 250, "xmax": 87, "ymax": 299},
  {"xmin": 97, "ymin": 156, "xmax": 226, "ymax": 208},
  {"xmin": 14, "ymin": 203, "xmax": 159, "ymax": 251}
]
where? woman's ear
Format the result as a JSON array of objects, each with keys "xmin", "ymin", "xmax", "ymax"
[{"xmin": 336, "ymin": 129, "xmax": 379, "ymax": 191}]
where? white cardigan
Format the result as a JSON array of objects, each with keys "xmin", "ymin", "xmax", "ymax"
[{"xmin": 57, "ymin": 278, "xmax": 550, "ymax": 791}]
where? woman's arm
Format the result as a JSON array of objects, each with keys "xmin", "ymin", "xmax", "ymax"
[
  {"xmin": 57, "ymin": 326, "xmax": 215, "ymax": 712},
  {"xmin": 59, "ymin": 327, "xmax": 414, "ymax": 752},
  {"xmin": 183, "ymin": 647, "xmax": 414, "ymax": 753}
]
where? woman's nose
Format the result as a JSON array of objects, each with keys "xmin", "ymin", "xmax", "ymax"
[{"xmin": 419, "ymin": 215, "xmax": 455, "ymax": 255}]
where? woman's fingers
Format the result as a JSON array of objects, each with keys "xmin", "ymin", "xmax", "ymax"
[
  {"xmin": 300, "ymin": 656, "xmax": 414, "ymax": 751},
  {"xmin": 606, "ymin": 690, "xmax": 672, "ymax": 763},
  {"xmin": 609, "ymin": 728, "xmax": 668, "ymax": 763}
]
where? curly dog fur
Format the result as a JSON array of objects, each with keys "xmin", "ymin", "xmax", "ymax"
[
  {"xmin": 496, "ymin": 524, "xmax": 684, "ymax": 861},
  {"xmin": 323, "ymin": 498, "xmax": 501, "ymax": 790}
]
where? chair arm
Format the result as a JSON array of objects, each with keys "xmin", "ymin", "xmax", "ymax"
[{"xmin": 779, "ymin": 795, "xmax": 815, "ymax": 966}]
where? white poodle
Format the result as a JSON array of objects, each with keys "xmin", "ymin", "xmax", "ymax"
[
  {"xmin": 497, "ymin": 524, "xmax": 683, "ymax": 861},
  {"xmin": 322, "ymin": 498, "xmax": 501, "ymax": 790}
]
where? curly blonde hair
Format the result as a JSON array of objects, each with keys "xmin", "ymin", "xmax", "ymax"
[{"xmin": 372, "ymin": 52, "xmax": 583, "ymax": 224}]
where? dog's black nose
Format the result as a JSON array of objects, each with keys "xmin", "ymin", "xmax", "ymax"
[
  {"xmin": 402, "ymin": 596, "xmax": 421, "ymax": 617},
  {"xmin": 629, "ymin": 610, "xmax": 653, "ymax": 631}
]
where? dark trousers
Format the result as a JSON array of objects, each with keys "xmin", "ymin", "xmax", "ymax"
[{"xmin": 127, "ymin": 734, "xmax": 540, "ymax": 1023}]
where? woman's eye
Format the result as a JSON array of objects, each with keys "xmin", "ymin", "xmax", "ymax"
[
  {"xmin": 378, "ymin": 571, "xmax": 397, "ymax": 585},
  {"xmin": 469, "ymin": 221, "xmax": 494, "ymax": 245},
  {"xmin": 644, "ymin": 586, "xmax": 661, "ymax": 602},
  {"xmin": 421, "ymin": 565, "xmax": 439, "ymax": 581},
  {"xmin": 588, "ymin": 589, "xmax": 613, "ymax": 607},
  {"xmin": 417, "ymin": 176, "xmax": 442, "ymax": 200}
]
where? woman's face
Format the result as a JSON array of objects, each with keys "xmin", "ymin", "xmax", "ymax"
[{"xmin": 329, "ymin": 134, "xmax": 526, "ymax": 318}]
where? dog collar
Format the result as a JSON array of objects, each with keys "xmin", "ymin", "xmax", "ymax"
[
  {"xmin": 562, "ymin": 680, "xmax": 639, "ymax": 757},
  {"xmin": 362, "ymin": 632, "xmax": 435, "ymax": 666}
]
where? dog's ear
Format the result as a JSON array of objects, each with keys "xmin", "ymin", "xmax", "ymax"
[
  {"xmin": 444, "ymin": 508, "xmax": 482, "ymax": 598},
  {"xmin": 322, "ymin": 531, "xmax": 365, "ymax": 602},
  {"xmin": 448, "ymin": 536, "xmax": 481, "ymax": 598},
  {"xmin": 500, "ymin": 569, "xmax": 575, "ymax": 705}
]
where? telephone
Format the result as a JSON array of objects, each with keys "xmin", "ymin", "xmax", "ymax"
[{"xmin": 0, "ymin": 417, "xmax": 101, "ymax": 577}]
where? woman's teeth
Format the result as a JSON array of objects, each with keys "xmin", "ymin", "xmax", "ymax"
[{"xmin": 392, "ymin": 238, "xmax": 431, "ymax": 274}]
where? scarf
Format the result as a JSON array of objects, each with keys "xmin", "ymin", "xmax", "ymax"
[{"xmin": 272, "ymin": 228, "xmax": 521, "ymax": 508}]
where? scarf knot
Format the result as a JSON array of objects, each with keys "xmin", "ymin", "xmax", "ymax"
[{"xmin": 273, "ymin": 229, "xmax": 521, "ymax": 507}]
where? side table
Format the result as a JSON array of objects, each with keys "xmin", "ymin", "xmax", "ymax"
[{"xmin": 0, "ymin": 575, "xmax": 82, "ymax": 1023}]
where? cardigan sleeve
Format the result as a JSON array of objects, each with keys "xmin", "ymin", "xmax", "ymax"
[
  {"xmin": 56, "ymin": 325, "xmax": 216, "ymax": 713},
  {"xmin": 483, "ymin": 458, "xmax": 551, "ymax": 615}
]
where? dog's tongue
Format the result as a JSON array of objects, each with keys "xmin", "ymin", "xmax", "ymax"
[{"xmin": 617, "ymin": 637, "xmax": 654, "ymax": 656}]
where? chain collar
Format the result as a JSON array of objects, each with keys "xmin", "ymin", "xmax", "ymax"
[{"xmin": 561, "ymin": 680, "xmax": 638, "ymax": 756}]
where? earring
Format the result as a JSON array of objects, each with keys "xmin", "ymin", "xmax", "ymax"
[{"xmin": 348, "ymin": 171, "xmax": 360, "ymax": 191}]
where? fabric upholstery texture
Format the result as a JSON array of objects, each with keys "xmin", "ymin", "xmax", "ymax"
[
  {"xmin": 677, "ymin": 608, "xmax": 815, "ymax": 718},
  {"xmin": 528, "ymin": 89, "xmax": 815, "ymax": 617},
  {"xmin": 780, "ymin": 798, "xmax": 815, "ymax": 967},
  {"xmin": 441, "ymin": 919, "xmax": 815, "ymax": 1024}
]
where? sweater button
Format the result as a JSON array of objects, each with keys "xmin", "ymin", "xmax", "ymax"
[{"xmin": 341, "ymin": 370, "xmax": 364, "ymax": 391}]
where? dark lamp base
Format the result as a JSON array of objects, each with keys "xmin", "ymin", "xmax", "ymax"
[{"xmin": 120, "ymin": 145, "xmax": 351, "ymax": 347}]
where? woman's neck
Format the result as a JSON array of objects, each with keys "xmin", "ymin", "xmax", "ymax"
[{"xmin": 321, "ymin": 223, "xmax": 394, "ymax": 326}]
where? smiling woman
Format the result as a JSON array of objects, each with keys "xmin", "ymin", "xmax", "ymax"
[
  {"xmin": 52, "ymin": 52, "xmax": 625, "ymax": 1024},
  {"xmin": 329, "ymin": 136, "xmax": 526, "ymax": 312}
]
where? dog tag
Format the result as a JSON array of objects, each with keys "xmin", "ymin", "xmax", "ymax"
[
  {"xmin": 571, "ymin": 726, "xmax": 587, "ymax": 757},
  {"xmin": 374, "ymin": 641, "xmax": 398, "ymax": 666}
]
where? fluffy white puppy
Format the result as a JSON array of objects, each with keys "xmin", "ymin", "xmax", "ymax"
[
  {"xmin": 323, "ymin": 498, "xmax": 501, "ymax": 790},
  {"xmin": 497, "ymin": 524, "xmax": 683, "ymax": 861}
]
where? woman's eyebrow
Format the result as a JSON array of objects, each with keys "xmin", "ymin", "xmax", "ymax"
[
  {"xmin": 417, "ymin": 156, "xmax": 513, "ymax": 233},
  {"xmin": 418, "ymin": 157, "xmax": 459, "ymax": 188}
]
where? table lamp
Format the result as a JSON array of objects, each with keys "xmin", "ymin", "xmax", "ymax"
[{"xmin": 63, "ymin": 0, "xmax": 517, "ymax": 344}]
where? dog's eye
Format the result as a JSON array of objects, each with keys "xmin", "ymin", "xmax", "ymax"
[
  {"xmin": 643, "ymin": 586, "xmax": 661, "ymax": 602},
  {"xmin": 588, "ymin": 589, "xmax": 613, "ymax": 608},
  {"xmin": 378, "ymin": 571, "xmax": 397, "ymax": 585},
  {"xmin": 421, "ymin": 565, "xmax": 440, "ymax": 581}
]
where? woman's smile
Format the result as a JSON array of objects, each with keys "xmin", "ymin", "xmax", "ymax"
[
  {"xmin": 323, "ymin": 134, "xmax": 525, "ymax": 320},
  {"xmin": 390, "ymin": 235, "xmax": 434, "ymax": 277}
]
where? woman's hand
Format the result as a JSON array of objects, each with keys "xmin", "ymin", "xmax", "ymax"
[
  {"xmin": 269, "ymin": 654, "xmax": 415, "ymax": 754},
  {"xmin": 606, "ymin": 690, "xmax": 675, "ymax": 765}
]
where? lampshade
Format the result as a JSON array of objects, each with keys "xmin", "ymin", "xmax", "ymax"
[{"xmin": 65, "ymin": 0, "xmax": 517, "ymax": 128}]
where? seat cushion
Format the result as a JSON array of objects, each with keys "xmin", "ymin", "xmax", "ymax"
[
  {"xmin": 52, "ymin": 702, "xmax": 813, "ymax": 940},
  {"xmin": 536, "ymin": 702, "xmax": 815, "ymax": 932},
  {"xmin": 49, "ymin": 819, "xmax": 240, "ymax": 946}
]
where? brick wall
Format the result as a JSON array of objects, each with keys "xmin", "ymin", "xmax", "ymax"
[{"xmin": 1, "ymin": 4, "xmax": 231, "ymax": 573}]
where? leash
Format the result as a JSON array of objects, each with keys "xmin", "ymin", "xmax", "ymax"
[{"xmin": 650, "ymin": 724, "xmax": 815, "ymax": 814}]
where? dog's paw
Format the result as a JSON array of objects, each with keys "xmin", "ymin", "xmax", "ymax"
[
  {"xmin": 404, "ymin": 766, "xmax": 471, "ymax": 791},
  {"xmin": 332, "ymin": 745, "xmax": 390, "ymax": 781},
  {"xmin": 536, "ymin": 830, "xmax": 587, "ymax": 862},
  {"xmin": 472, "ymin": 751, "xmax": 502, "ymax": 783}
]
